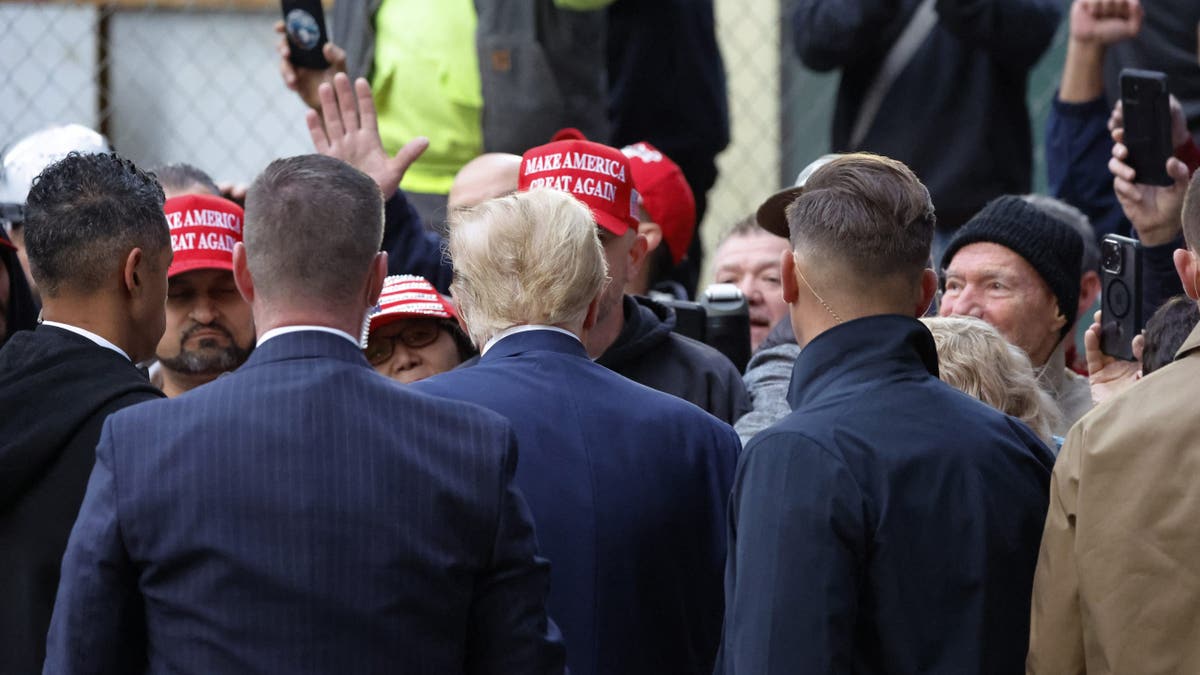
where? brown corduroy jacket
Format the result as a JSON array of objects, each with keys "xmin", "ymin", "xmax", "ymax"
[{"xmin": 1027, "ymin": 321, "xmax": 1200, "ymax": 674}]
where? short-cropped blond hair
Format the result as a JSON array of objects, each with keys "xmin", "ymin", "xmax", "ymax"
[
  {"xmin": 448, "ymin": 188, "xmax": 609, "ymax": 347},
  {"xmin": 922, "ymin": 316, "xmax": 1062, "ymax": 446}
]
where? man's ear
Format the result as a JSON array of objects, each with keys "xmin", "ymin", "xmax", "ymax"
[
  {"xmin": 627, "ymin": 231, "xmax": 650, "ymax": 282},
  {"xmin": 637, "ymin": 221, "xmax": 664, "ymax": 255},
  {"xmin": 1078, "ymin": 270, "xmax": 1102, "ymax": 316},
  {"xmin": 122, "ymin": 248, "xmax": 144, "ymax": 296},
  {"xmin": 916, "ymin": 268, "xmax": 938, "ymax": 317},
  {"xmin": 366, "ymin": 251, "xmax": 388, "ymax": 307},
  {"xmin": 1175, "ymin": 247, "xmax": 1200, "ymax": 300},
  {"xmin": 232, "ymin": 242, "xmax": 255, "ymax": 305},
  {"xmin": 781, "ymin": 249, "xmax": 799, "ymax": 304},
  {"xmin": 582, "ymin": 293, "xmax": 602, "ymax": 332}
]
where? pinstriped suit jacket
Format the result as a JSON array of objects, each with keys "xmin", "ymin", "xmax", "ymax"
[{"xmin": 43, "ymin": 330, "xmax": 565, "ymax": 675}]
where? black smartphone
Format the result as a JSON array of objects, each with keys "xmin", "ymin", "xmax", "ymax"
[
  {"xmin": 1119, "ymin": 69, "xmax": 1173, "ymax": 187},
  {"xmin": 282, "ymin": 0, "xmax": 330, "ymax": 70},
  {"xmin": 1100, "ymin": 234, "xmax": 1143, "ymax": 361}
]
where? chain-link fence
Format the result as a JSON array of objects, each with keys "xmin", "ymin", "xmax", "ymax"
[
  {"xmin": 2, "ymin": 1, "xmax": 1067, "ymax": 269},
  {"xmin": 2, "ymin": 1, "xmax": 312, "ymax": 188}
]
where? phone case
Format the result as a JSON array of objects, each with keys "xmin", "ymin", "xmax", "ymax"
[
  {"xmin": 1119, "ymin": 69, "xmax": 1173, "ymax": 187},
  {"xmin": 282, "ymin": 0, "xmax": 330, "ymax": 70},
  {"xmin": 1100, "ymin": 234, "xmax": 1143, "ymax": 362}
]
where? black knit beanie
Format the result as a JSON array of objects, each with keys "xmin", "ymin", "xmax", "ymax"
[{"xmin": 940, "ymin": 195, "xmax": 1084, "ymax": 339}]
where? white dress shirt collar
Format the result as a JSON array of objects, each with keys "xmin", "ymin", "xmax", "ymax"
[
  {"xmin": 481, "ymin": 324, "xmax": 582, "ymax": 356},
  {"xmin": 257, "ymin": 325, "xmax": 360, "ymax": 348},
  {"xmin": 40, "ymin": 321, "xmax": 131, "ymax": 362}
]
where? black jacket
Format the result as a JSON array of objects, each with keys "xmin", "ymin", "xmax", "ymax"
[
  {"xmin": 717, "ymin": 315, "xmax": 1055, "ymax": 673},
  {"xmin": 598, "ymin": 295, "xmax": 749, "ymax": 425},
  {"xmin": 793, "ymin": 0, "xmax": 1061, "ymax": 230},
  {"xmin": 0, "ymin": 325, "xmax": 162, "ymax": 674},
  {"xmin": 607, "ymin": 0, "xmax": 729, "ymax": 163}
]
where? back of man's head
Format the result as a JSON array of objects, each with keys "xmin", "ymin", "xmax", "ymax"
[
  {"xmin": 1184, "ymin": 170, "xmax": 1200, "ymax": 251},
  {"xmin": 24, "ymin": 152, "xmax": 168, "ymax": 298},
  {"xmin": 448, "ymin": 188, "xmax": 608, "ymax": 348},
  {"xmin": 243, "ymin": 155, "xmax": 383, "ymax": 310},
  {"xmin": 785, "ymin": 153, "xmax": 935, "ymax": 300},
  {"xmin": 153, "ymin": 163, "xmax": 221, "ymax": 199}
]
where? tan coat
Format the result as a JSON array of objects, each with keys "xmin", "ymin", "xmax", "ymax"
[{"xmin": 1027, "ymin": 322, "xmax": 1200, "ymax": 674}]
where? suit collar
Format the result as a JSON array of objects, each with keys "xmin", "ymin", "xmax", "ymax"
[
  {"xmin": 480, "ymin": 328, "xmax": 589, "ymax": 362},
  {"xmin": 243, "ymin": 329, "xmax": 370, "ymax": 369}
]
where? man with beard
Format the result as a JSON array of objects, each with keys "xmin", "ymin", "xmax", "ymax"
[{"xmin": 155, "ymin": 194, "xmax": 254, "ymax": 397}]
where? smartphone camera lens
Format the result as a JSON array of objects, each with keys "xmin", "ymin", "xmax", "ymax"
[{"xmin": 1102, "ymin": 241, "xmax": 1123, "ymax": 274}]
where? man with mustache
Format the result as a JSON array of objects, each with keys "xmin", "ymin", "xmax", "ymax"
[{"xmin": 155, "ymin": 193, "xmax": 254, "ymax": 397}]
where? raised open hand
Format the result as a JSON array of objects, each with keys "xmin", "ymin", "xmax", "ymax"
[{"xmin": 306, "ymin": 73, "xmax": 429, "ymax": 198}]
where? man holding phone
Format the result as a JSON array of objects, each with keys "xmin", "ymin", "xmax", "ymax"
[
  {"xmin": 276, "ymin": 0, "xmax": 614, "ymax": 227},
  {"xmin": 1048, "ymin": 0, "xmax": 1199, "ymax": 320},
  {"xmin": 1028, "ymin": 170, "xmax": 1200, "ymax": 674}
]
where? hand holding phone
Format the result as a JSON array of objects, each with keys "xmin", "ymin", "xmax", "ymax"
[
  {"xmin": 282, "ymin": 0, "xmax": 330, "ymax": 70},
  {"xmin": 1084, "ymin": 309, "xmax": 1143, "ymax": 405},
  {"xmin": 1118, "ymin": 69, "xmax": 1173, "ymax": 186}
]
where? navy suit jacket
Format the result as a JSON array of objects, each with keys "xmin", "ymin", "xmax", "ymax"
[
  {"xmin": 44, "ymin": 330, "xmax": 565, "ymax": 675},
  {"xmin": 414, "ymin": 329, "xmax": 741, "ymax": 675}
]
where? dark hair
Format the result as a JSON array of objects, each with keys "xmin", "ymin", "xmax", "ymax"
[
  {"xmin": 1142, "ymin": 295, "xmax": 1200, "ymax": 375},
  {"xmin": 152, "ymin": 163, "xmax": 220, "ymax": 197},
  {"xmin": 243, "ymin": 154, "xmax": 383, "ymax": 304},
  {"xmin": 24, "ymin": 152, "xmax": 168, "ymax": 296},
  {"xmin": 785, "ymin": 153, "xmax": 935, "ymax": 279}
]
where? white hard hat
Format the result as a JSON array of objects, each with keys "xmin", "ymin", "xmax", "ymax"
[{"xmin": 0, "ymin": 124, "xmax": 111, "ymax": 228}]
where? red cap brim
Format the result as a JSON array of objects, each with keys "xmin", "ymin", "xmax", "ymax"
[
  {"xmin": 591, "ymin": 207, "xmax": 636, "ymax": 237},
  {"xmin": 168, "ymin": 257, "xmax": 235, "ymax": 279}
]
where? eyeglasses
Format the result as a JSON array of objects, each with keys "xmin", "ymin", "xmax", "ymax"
[{"xmin": 364, "ymin": 318, "xmax": 448, "ymax": 365}]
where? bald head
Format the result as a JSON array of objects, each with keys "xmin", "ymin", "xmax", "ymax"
[{"xmin": 448, "ymin": 153, "xmax": 522, "ymax": 212}]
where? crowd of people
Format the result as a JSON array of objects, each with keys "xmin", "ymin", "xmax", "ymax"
[{"xmin": 1, "ymin": 0, "xmax": 1199, "ymax": 672}]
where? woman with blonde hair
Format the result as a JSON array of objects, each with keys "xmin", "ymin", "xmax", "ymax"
[{"xmin": 922, "ymin": 316, "xmax": 1063, "ymax": 450}]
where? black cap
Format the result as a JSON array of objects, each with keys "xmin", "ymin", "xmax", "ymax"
[
  {"xmin": 941, "ymin": 195, "xmax": 1084, "ymax": 339},
  {"xmin": 755, "ymin": 186, "xmax": 804, "ymax": 240}
]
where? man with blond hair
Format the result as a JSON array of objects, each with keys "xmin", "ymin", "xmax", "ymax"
[{"xmin": 415, "ymin": 188, "xmax": 741, "ymax": 675}]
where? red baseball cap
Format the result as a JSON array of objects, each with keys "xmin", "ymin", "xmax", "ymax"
[
  {"xmin": 368, "ymin": 275, "xmax": 457, "ymax": 334},
  {"xmin": 621, "ymin": 142, "xmax": 696, "ymax": 265},
  {"xmin": 519, "ymin": 134, "xmax": 640, "ymax": 236},
  {"xmin": 164, "ymin": 194, "xmax": 244, "ymax": 278}
]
